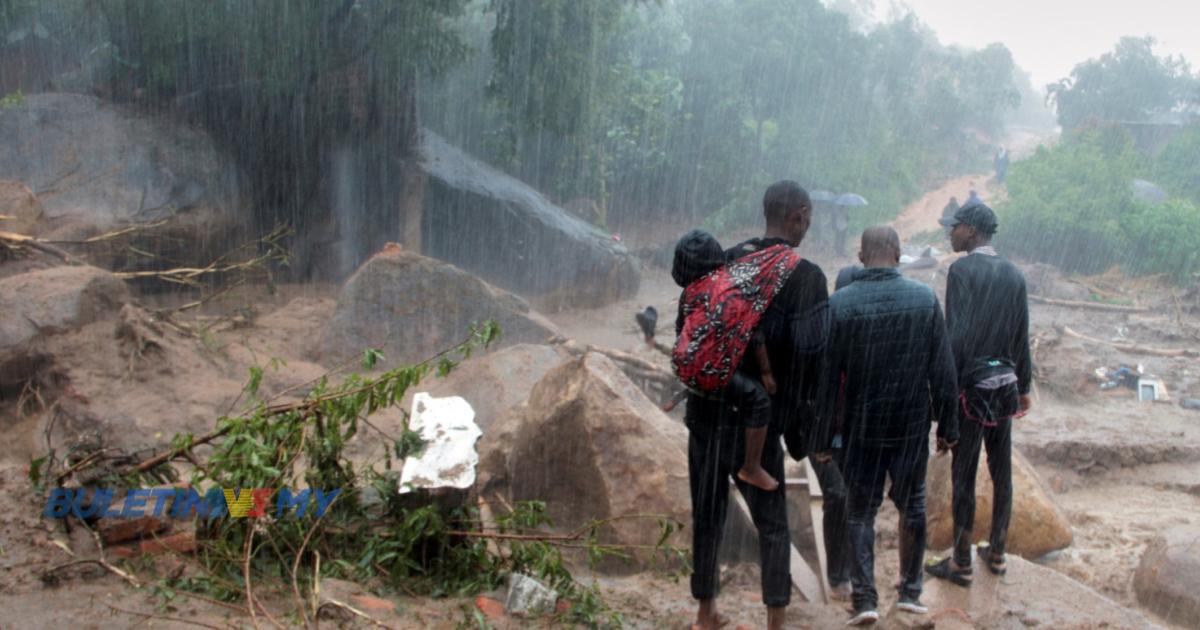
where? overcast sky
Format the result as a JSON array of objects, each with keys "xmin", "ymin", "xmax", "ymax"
[{"xmin": 882, "ymin": 0, "xmax": 1200, "ymax": 88}]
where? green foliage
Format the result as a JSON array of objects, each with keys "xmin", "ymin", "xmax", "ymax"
[
  {"xmin": 0, "ymin": 89, "xmax": 24, "ymax": 108},
  {"xmin": 996, "ymin": 126, "xmax": 1200, "ymax": 281},
  {"xmin": 426, "ymin": 0, "xmax": 1020, "ymax": 233},
  {"xmin": 1121, "ymin": 198, "xmax": 1200, "ymax": 280},
  {"xmin": 115, "ymin": 319, "xmax": 661, "ymax": 626},
  {"xmin": 82, "ymin": 0, "xmax": 473, "ymax": 246},
  {"xmin": 1152, "ymin": 124, "xmax": 1200, "ymax": 203},
  {"xmin": 1047, "ymin": 37, "xmax": 1199, "ymax": 131},
  {"xmin": 27, "ymin": 454, "xmax": 47, "ymax": 493}
]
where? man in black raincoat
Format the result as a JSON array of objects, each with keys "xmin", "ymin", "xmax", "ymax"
[
  {"xmin": 813, "ymin": 226, "xmax": 958, "ymax": 625},
  {"xmin": 928, "ymin": 202, "xmax": 1032, "ymax": 585}
]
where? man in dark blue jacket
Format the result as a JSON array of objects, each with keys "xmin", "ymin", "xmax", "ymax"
[
  {"xmin": 813, "ymin": 226, "xmax": 959, "ymax": 625},
  {"xmin": 928, "ymin": 202, "xmax": 1032, "ymax": 584}
]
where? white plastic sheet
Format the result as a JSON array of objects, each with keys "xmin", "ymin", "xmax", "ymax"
[{"xmin": 398, "ymin": 393, "xmax": 481, "ymax": 494}]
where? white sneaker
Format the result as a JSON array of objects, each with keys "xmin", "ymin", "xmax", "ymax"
[
  {"xmin": 896, "ymin": 598, "xmax": 929, "ymax": 614},
  {"xmin": 846, "ymin": 609, "xmax": 879, "ymax": 626}
]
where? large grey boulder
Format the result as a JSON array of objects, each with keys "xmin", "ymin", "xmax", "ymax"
[
  {"xmin": 420, "ymin": 131, "xmax": 639, "ymax": 309},
  {"xmin": 322, "ymin": 244, "xmax": 559, "ymax": 366},
  {"xmin": 1135, "ymin": 526, "xmax": 1200, "ymax": 628},
  {"xmin": 0, "ymin": 265, "xmax": 129, "ymax": 381},
  {"xmin": 0, "ymin": 93, "xmax": 242, "ymax": 263},
  {"xmin": 408, "ymin": 343, "xmax": 570, "ymax": 435},
  {"xmin": 490, "ymin": 352, "xmax": 690, "ymax": 570}
]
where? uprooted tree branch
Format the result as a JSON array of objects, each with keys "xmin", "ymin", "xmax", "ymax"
[
  {"xmin": 34, "ymin": 322, "xmax": 684, "ymax": 629},
  {"xmin": 2, "ymin": 221, "xmax": 291, "ymax": 340}
]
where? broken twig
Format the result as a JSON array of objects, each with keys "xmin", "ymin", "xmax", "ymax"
[
  {"xmin": 104, "ymin": 603, "xmax": 228, "ymax": 630},
  {"xmin": 317, "ymin": 599, "xmax": 398, "ymax": 630}
]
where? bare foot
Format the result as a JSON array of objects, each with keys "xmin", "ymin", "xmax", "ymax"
[
  {"xmin": 830, "ymin": 581, "xmax": 853, "ymax": 601},
  {"xmin": 767, "ymin": 606, "xmax": 786, "ymax": 630},
  {"xmin": 692, "ymin": 600, "xmax": 729, "ymax": 630},
  {"xmin": 737, "ymin": 466, "xmax": 779, "ymax": 491}
]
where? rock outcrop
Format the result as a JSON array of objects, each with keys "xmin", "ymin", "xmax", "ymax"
[
  {"xmin": 920, "ymin": 553, "xmax": 1164, "ymax": 629},
  {"xmin": 1135, "ymin": 525, "xmax": 1200, "ymax": 628},
  {"xmin": 926, "ymin": 445, "xmax": 1073, "ymax": 558},
  {"xmin": 0, "ymin": 93, "xmax": 242, "ymax": 264},
  {"xmin": 420, "ymin": 131, "xmax": 639, "ymax": 309},
  {"xmin": 410, "ymin": 343, "xmax": 570, "ymax": 434},
  {"xmin": 491, "ymin": 352, "xmax": 689, "ymax": 569},
  {"xmin": 322, "ymin": 244, "xmax": 559, "ymax": 366},
  {"xmin": 0, "ymin": 264, "xmax": 128, "ymax": 382}
]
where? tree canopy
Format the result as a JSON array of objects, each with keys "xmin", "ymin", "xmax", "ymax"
[
  {"xmin": 426, "ymin": 0, "xmax": 1023, "ymax": 231},
  {"xmin": 1047, "ymin": 37, "xmax": 1199, "ymax": 131}
]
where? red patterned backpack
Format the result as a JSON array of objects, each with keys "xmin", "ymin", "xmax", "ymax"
[{"xmin": 672, "ymin": 244, "xmax": 802, "ymax": 392}]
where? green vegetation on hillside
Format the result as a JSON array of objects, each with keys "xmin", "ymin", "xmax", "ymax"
[{"xmin": 997, "ymin": 125, "xmax": 1200, "ymax": 281}]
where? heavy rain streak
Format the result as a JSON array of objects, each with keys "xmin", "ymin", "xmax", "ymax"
[{"xmin": 1, "ymin": 1, "xmax": 1199, "ymax": 628}]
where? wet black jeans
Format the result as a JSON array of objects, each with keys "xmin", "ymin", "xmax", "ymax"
[
  {"xmin": 685, "ymin": 395, "xmax": 791, "ymax": 608},
  {"xmin": 951, "ymin": 417, "xmax": 1012, "ymax": 566},
  {"xmin": 810, "ymin": 448, "xmax": 851, "ymax": 587},
  {"xmin": 843, "ymin": 436, "xmax": 928, "ymax": 611}
]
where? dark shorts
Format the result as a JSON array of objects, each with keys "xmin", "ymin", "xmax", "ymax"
[{"xmin": 725, "ymin": 372, "xmax": 771, "ymax": 428}]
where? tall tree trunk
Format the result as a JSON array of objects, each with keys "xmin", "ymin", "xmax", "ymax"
[{"xmin": 399, "ymin": 70, "xmax": 424, "ymax": 254}]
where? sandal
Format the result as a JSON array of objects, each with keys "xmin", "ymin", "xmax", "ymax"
[
  {"xmin": 977, "ymin": 544, "xmax": 1007, "ymax": 576},
  {"xmin": 925, "ymin": 556, "xmax": 973, "ymax": 587}
]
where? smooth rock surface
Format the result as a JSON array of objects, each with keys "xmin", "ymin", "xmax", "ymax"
[
  {"xmin": 421, "ymin": 131, "xmax": 639, "ymax": 309},
  {"xmin": 322, "ymin": 243, "xmax": 559, "ymax": 365},
  {"xmin": 926, "ymin": 445, "xmax": 1073, "ymax": 558},
  {"xmin": 1134, "ymin": 525, "xmax": 1200, "ymax": 628},
  {"xmin": 498, "ymin": 352, "xmax": 689, "ymax": 570}
]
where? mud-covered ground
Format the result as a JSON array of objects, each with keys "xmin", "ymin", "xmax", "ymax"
[{"xmin": 2, "ymin": 173, "xmax": 1198, "ymax": 628}]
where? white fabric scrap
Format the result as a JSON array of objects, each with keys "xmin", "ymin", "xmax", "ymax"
[{"xmin": 398, "ymin": 393, "xmax": 481, "ymax": 494}]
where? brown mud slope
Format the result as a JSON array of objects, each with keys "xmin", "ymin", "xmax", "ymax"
[{"xmin": 890, "ymin": 173, "xmax": 1000, "ymax": 242}]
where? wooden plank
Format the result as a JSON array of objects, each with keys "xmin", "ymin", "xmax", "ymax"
[
  {"xmin": 729, "ymin": 487, "xmax": 824, "ymax": 604},
  {"xmin": 802, "ymin": 460, "xmax": 823, "ymax": 499},
  {"xmin": 804, "ymin": 459, "xmax": 832, "ymax": 601}
]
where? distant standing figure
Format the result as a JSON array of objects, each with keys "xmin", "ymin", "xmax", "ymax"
[
  {"xmin": 942, "ymin": 196, "xmax": 960, "ymax": 220},
  {"xmin": 813, "ymin": 226, "xmax": 959, "ymax": 625},
  {"xmin": 965, "ymin": 189, "xmax": 982, "ymax": 206},
  {"xmin": 927, "ymin": 203, "xmax": 1033, "ymax": 587},
  {"xmin": 833, "ymin": 204, "xmax": 850, "ymax": 257},
  {"xmin": 994, "ymin": 148, "xmax": 1010, "ymax": 184}
]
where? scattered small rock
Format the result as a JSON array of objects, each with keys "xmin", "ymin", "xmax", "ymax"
[{"xmin": 505, "ymin": 573, "xmax": 558, "ymax": 617}]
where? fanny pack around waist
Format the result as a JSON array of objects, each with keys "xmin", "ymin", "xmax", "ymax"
[{"xmin": 961, "ymin": 357, "xmax": 1019, "ymax": 425}]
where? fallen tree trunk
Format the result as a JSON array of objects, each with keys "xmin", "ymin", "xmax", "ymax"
[
  {"xmin": 1059, "ymin": 325, "xmax": 1199, "ymax": 358},
  {"xmin": 1031, "ymin": 294, "xmax": 1149, "ymax": 313}
]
